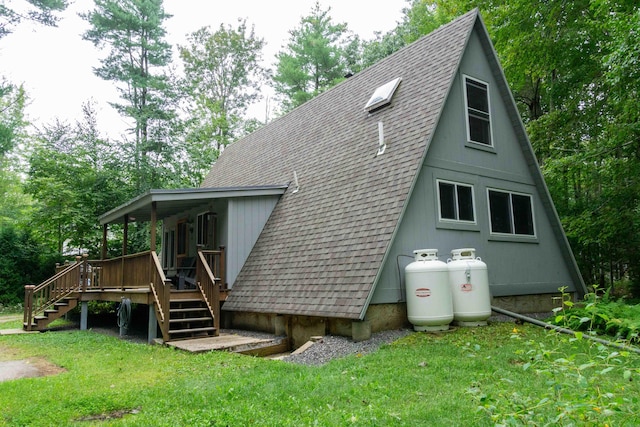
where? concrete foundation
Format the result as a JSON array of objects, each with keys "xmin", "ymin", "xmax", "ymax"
[
  {"xmin": 221, "ymin": 293, "xmax": 567, "ymax": 349},
  {"xmin": 491, "ymin": 292, "xmax": 573, "ymax": 313}
]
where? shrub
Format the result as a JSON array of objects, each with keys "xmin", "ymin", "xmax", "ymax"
[{"xmin": 0, "ymin": 225, "xmax": 62, "ymax": 304}]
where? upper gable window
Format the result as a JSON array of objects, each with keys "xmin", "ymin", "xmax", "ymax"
[
  {"xmin": 364, "ymin": 77, "xmax": 401, "ymax": 112},
  {"xmin": 488, "ymin": 189, "xmax": 535, "ymax": 237},
  {"xmin": 438, "ymin": 180, "xmax": 475, "ymax": 223},
  {"xmin": 463, "ymin": 75, "xmax": 492, "ymax": 146}
]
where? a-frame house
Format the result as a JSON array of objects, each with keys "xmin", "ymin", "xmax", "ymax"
[{"xmin": 24, "ymin": 9, "xmax": 586, "ymax": 348}]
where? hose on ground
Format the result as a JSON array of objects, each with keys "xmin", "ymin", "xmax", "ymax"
[
  {"xmin": 117, "ymin": 298, "xmax": 132, "ymax": 330},
  {"xmin": 491, "ymin": 305, "xmax": 640, "ymax": 355}
]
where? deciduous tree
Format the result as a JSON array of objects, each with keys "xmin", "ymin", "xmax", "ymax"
[{"xmin": 178, "ymin": 19, "xmax": 266, "ymax": 185}]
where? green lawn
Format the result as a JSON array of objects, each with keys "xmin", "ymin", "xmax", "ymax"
[{"xmin": 1, "ymin": 321, "xmax": 639, "ymax": 426}]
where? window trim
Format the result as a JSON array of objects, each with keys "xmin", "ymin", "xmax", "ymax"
[
  {"xmin": 463, "ymin": 75, "xmax": 493, "ymax": 147},
  {"xmin": 436, "ymin": 179, "xmax": 477, "ymax": 225},
  {"xmin": 486, "ymin": 188, "xmax": 537, "ymax": 239}
]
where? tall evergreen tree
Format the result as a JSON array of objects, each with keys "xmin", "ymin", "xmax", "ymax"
[
  {"xmin": 272, "ymin": 2, "xmax": 357, "ymax": 112},
  {"xmin": 82, "ymin": 0, "xmax": 177, "ymax": 191},
  {"xmin": 0, "ymin": 0, "xmax": 68, "ymax": 38}
]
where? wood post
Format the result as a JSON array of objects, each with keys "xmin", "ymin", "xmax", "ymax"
[
  {"xmin": 219, "ymin": 246, "xmax": 226, "ymax": 289},
  {"xmin": 23, "ymin": 285, "xmax": 35, "ymax": 330},
  {"xmin": 123, "ymin": 214, "xmax": 129, "ymax": 256},
  {"xmin": 80, "ymin": 301, "xmax": 88, "ymax": 330},
  {"xmin": 150, "ymin": 201, "xmax": 157, "ymax": 252},
  {"xmin": 101, "ymin": 224, "xmax": 108, "ymax": 260},
  {"xmin": 81, "ymin": 254, "xmax": 89, "ymax": 291}
]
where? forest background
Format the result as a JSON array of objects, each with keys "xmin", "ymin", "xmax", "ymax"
[{"xmin": 1, "ymin": 0, "xmax": 639, "ymax": 304}]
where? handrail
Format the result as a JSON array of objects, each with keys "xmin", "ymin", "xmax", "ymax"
[
  {"xmin": 196, "ymin": 247, "xmax": 224, "ymax": 334},
  {"xmin": 23, "ymin": 255, "xmax": 88, "ymax": 330},
  {"xmin": 150, "ymin": 251, "xmax": 171, "ymax": 341}
]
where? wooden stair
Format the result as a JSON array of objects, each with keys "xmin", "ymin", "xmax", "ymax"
[
  {"xmin": 168, "ymin": 291, "xmax": 216, "ymax": 341},
  {"xmin": 24, "ymin": 296, "xmax": 79, "ymax": 331}
]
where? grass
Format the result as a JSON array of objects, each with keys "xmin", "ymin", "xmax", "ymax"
[{"xmin": 1, "ymin": 321, "xmax": 639, "ymax": 426}]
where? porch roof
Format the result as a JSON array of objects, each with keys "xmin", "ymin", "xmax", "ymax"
[{"xmin": 99, "ymin": 185, "xmax": 288, "ymax": 225}]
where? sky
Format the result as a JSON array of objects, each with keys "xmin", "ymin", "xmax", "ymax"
[{"xmin": 0, "ymin": 0, "xmax": 408, "ymax": 140}]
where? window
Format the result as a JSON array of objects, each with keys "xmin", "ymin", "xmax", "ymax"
[
  {"xmin": 488, "ymin": 189, "xmax": 535, "ymax": 236},
  {"xmin": 438, "ymin": 180, "xmax": 475, "ymax": 222},
  {"xmin": 197, "ymin": 212, "xmax": 216, "ymax": 248},
  {"xmin": 177, "ymin": 220, "xmax": 188, "ymax": 257},
  {"xmin": 364, "ymin": 77, "xmax": 402, "ymax": 112},
  {"xmin": 464, "ymin": 76, "xmax": 492, "ymax": 146},
  {"xmin": 162, "ymin": 229, "xmax": 175, "ymax": 269}
]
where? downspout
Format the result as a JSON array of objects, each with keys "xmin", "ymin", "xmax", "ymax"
[{"xmin": 491, "ymin": 306, "xmax": 640, "ymax": 355}]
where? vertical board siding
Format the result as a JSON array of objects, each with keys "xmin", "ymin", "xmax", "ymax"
[{"xmin": 227, "ymin": 196, "xmax": 280, "ymax": 287}]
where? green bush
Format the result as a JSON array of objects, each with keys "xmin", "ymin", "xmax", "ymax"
[
  {"xmin": 0, "ymin": 225, "xmax": 62, "ymax": 304},
  {"xmin": 550, "ymin": 286, "xmax": 640, "ymax": 344}
]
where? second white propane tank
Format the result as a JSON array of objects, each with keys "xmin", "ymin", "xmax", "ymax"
[
  {"xmin": 447, "ymin": 248, "xmax": 491, "ymax": 326},
  {"xmin": 405, "ymin": 249, "xmax": 453, "ymax": 331}
]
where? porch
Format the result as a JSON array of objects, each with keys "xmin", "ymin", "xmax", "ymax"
[
  {"xmin": 22, "ymin": 185, "xmax": 287, "ymax": 347},
  {"xmin": 23, "ymin": 248, "xmax": 227, "ymax": 343}
]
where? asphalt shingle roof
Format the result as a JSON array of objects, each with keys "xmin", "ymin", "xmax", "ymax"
[{"xmin": 201, "ymin": 10, "xmax": 478, "ymax": 319}]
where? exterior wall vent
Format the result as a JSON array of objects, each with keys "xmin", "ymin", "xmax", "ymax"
[{"xmin": 364, "ymin": 77, "xmax": 402, "ymax": 112}]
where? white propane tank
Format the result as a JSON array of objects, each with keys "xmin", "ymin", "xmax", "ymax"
[
  {"xmin": 447, "ymin": 248, "xmax": 491, "ymax": 326},
  {"xmin": 405, "ymin": 249, "xmax": 453, "ymax": 331}
]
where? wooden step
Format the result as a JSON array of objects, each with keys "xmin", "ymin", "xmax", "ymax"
[
  {"xmin": 169, "ymin": 326, "xmax": 216, "ymax": 335},
  {"xmin": 170, "ymin": 298, "xmax": 204, "ymax": 305},
  {"xmin": 170, "ymin": 307, "xmax": 209, "ymax": 314},
  {"xmin": 169, "ymin": 317, "xmax": 212, "ymax": 324}
]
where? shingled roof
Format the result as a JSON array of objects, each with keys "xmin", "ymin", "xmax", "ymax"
[{"xmin": 201, "ymin": 10, "xmax": 479, "ymax": 319}]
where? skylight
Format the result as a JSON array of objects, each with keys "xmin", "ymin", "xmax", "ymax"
[{"xmin": 364, "ymin": 77, "xmax": 402, "ymax": 112}]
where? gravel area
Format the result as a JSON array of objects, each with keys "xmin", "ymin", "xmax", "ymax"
[
  {"xmin": 283, "ymin": 329, "xmax": 413, "ymax": 366},
  {"xmin": 281, "ymin": 312, "xmax": 555, "ymax": 366}
]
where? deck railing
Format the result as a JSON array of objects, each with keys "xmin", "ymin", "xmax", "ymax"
[
  {"xmin": 24, "ymin": 255, "xmax": 89, "ymax": 330},
  {"xmin": 90, "ymin": 251, "xmax": 171, "ymax": 341},
  {"xmin": 25, "ymin": 249, "xmax": 222, "ymax": 340},
  {"xmin": 195, "ymin": 247, "xmax": 225, "ymax": 333}
]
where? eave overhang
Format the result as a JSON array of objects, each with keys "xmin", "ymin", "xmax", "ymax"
[{"xmin": 99, "ymin": 185, "xmax": 288, "ymax": 225}]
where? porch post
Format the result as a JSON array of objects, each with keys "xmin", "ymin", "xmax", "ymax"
[
  {"xmin": 80, "ymin": 301, "xmax": 88, "ymax": 330},
  {"xmin": 150, "ymin": 201, "xmax": 157, "ymax": 252},
  {"xmin": 148, "ymin": 303, "xmax": 158, "ymax": 344},
  {"xmin": 123, "ymin": 214, "xmax": 129, "ymax": 256},
  {"xmin": 101, "ymin": 224, "xmax": 108, "ymax": 260}
]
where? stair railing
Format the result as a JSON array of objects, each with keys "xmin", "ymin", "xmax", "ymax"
[
  {"xmin": 24, "ymin": 255, "xmax": 89, "ymax": 331},
  {"xmin": 195, "ymin": 247, "xmax": 224, "ymax": 334},
  {"xmin": 149, "ymin": 251, "xmax": 171, "ymax": 342}
]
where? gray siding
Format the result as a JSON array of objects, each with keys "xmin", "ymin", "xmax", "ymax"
[
  {"xmin": 227, "ymin": 196, "xmax": 280, "ymax": 287},
  {"xmin": 372, "ymin": 30, "xmax": 577, "ymax": 304}
]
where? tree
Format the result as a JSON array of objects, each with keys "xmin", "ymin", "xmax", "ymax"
[
  {"xmin": 82, "ymin": 0, "xmax": 177, "ymax": 191},
  {"xmin": 0, "ymin": 0, "xmax": 68, "ymax": 38},
  {"xmin": 0, "ymin": 224, "xmax": 61, "ymax": 304},
  {"xmin": 0, "ymin": 80, "xmax": 27, "ymax": 157},
  {"xmin": 24, "ymin": 104, "xmax": 130, "ymax": 256},
  {"xmin": 178, "ymin": 19, "xmax": 267, "ymax": 185},
  {"xmin": 272, "ymin": 2, "xmax": 357, "ymax": 112}
]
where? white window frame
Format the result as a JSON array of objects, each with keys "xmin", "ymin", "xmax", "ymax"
[
  {"xmin": 436, "ymin": 179, "xmax": 476, "ymax": 224},
  {"xmin": 463, "ymin": 75, "xmax": 493, "ymax": 147},
  {"xmin": 487, "ymin": 188, "xmax": 536, "ymax": 238}
]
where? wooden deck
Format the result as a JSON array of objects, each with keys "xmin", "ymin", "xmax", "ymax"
[
  {"xmin": 165, "ymin": 333, "xmax": 284, "ymax": 353},
  {"xmin": 24, "ymin": 249, "xmax": 228, "ymax": 344}
]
